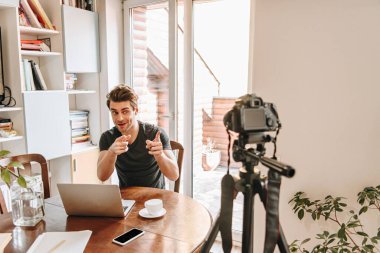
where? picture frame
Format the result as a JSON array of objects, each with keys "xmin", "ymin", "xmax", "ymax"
[{"xmin": 0, "ymin": 26, "xmax": 5, "ymax": 103}]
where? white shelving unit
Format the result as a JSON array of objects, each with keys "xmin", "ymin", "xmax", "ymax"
[
  {"xmin": 0, "ymin": 0, "xmax": 102, "ymax": 193},
  {"xmin": 19, "ymin": 26, "xmax": 60, "ymax": 36},
  {"xmin": 20, "ymin": 50, "xmax": 61, "ymax": 57},
  {"xmin": 0, "ymin": 136, "xmax": 23, "ymax": 143},
  {"xmin": 67, "ymin": 89, "xmax": 96, "ymax": 95},
  {"xmin": 0, "ymin": 107, "xmax": 22, "ymax": 112}
]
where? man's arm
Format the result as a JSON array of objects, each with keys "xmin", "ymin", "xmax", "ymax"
[
  {"xmin": 97, "ymin": 135, "xmax": 131, "ymax": 181},
  {"xmin": 146, "ymin": 131, "xmax": 179, "ymax": 181}
]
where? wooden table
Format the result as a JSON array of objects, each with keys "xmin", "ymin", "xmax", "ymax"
[{"xmin": 0, "ymin": 187, "xmax": 213, "ymax": 253}]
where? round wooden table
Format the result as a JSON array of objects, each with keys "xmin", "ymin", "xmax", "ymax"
[{"xmin": 0, "ymin": 186, "xmax": 213, "ymax": 253}]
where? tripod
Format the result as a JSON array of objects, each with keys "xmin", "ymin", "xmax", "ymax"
[{"xmin": 201, "ymin": 141, "xmax": 295, "ymax": 253}]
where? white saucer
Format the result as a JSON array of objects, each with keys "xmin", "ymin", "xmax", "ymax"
[{"xmin": 139, "ymin": 208, "xmax": 166, "ymax": 218}]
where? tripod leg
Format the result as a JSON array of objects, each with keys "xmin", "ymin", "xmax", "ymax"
[
  {"xmin": 241, "ymin": 174, "xmax": 257, "ymax": 253},
  {"xmin": 257, "ymin": 175, "xmax": 290, "ymax": 253}
]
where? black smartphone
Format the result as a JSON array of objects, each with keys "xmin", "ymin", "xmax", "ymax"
[{"xmin": 112, "ymin": 228, "xmax": 145, "ymax": 246}]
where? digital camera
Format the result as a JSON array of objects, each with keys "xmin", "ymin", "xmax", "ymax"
[{"xmin": 223, "ymin": 94, "xmax": 280, "ymax": 133}]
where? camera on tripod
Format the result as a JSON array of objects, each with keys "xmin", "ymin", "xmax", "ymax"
[
  {"xmin": 223, "ymin": 94, "xmax": 280, "ymax": 134},
  {"xmin": 201, "ymin": 93, "xmax": 295, "ymax": 253}
]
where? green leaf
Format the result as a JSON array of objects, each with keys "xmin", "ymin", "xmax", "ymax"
[
  {"xmin": 337, "ymin": 227, "xmax": 346, "ymax": 240},
  {"xmin": 0, "ymin": 150, "xmax": 10, "ymax": 158},
  {"xmin": 301, "ymin": 238, "xmax": 311, "ymax": 245},
  {"xmin": 357, "ymin": 231, "xmax": 368, "ymax": 237},
  {"xmin": 17, "ymin": 176, "xmax": 27, "ymax": 188},
  {"xmin": 7, "ymin": 161, "xmax": 24, "ymax": 170},
  {"xmin": 359, "ymin": 206, "xmax": 368, "ymax": 215},
  {"xmin": 327, "ymin": 238, "xmax": 335, "ymax": 245},
  {"xmin": 1, "ymin": 169, "xmax": 11, "ymax": 185},
  {"xmin": 298, "ymin": 209, "xmax": 304, "ymax": 220}
]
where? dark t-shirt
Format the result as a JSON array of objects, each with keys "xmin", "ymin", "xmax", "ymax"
[{"xmin": 99, "ymin": 121, "xmax": 171, "ymax": 189}]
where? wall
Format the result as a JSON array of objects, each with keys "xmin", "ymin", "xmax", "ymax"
[
  {"xmin": 97, "ymin": 0, "xmax": 124, "ymax": 185},
  {"xmin": 251, "ymin": 0, "xmax": 380, "ymax": 251},
  {"xmin": 98, "ymin": 0, "xmax": 124, "ymax": 134}
]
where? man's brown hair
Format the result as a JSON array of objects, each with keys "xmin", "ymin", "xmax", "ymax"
[{"xmin": 106, "ymin": 84, "xmax": 139, "ymax": 110}]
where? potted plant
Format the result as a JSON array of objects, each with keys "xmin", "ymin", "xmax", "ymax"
[
  {"xmin": 0, "ymin": 150, "xmax": 44, "ymax": 226},
  {"xmin": 202, "ymin": 138, "xmax": 221, "ymax": 171},
  {"xmin": 288, "ymin": 185, "xmax": 380, "ymax": 252}
]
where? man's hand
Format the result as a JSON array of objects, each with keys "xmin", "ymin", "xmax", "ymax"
[
  {"xmin": 146, "ymin": 131, "xmax": 163, "ymax": 158},
  {"xmin": 109, "ymin": 135, "xmax": 131, "ymax": 155}
]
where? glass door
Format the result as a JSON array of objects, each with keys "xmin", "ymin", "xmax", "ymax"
[
  {"xmin": 191, "ymin": 0, "xmax": 251, "ymax": 238},
  {"xmin": 124, "ymin": 0, "xmax": 177, "ymax": 139}
]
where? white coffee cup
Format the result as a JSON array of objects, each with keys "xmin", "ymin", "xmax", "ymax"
[{"xmin": 144, "ymin": 199, "xmax": 163, "ymax": 215}]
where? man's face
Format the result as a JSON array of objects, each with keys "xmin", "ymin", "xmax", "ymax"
[{"xmin": 110, "ymin": 100, "xmax": 138, "ymax": 134}]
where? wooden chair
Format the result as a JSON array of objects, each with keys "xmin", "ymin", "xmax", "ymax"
[
  {"xmin": 170, "ymin": 140, "xmax": 184, "ymax": 193},
  {"xmin": 0, "ymin": 189, "xmax": 7, "ymax": 214},
  {"xmin": 0, "ymin": 154, "xmax": 50, "ymax": 213}
]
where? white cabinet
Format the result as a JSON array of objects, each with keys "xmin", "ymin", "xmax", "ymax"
[
  {"xmin": 23, "ymin": 91, "xmax": 71, "ymax": 160},
  {"xmin": 62, "ymin": 5, "xmax": 100, "ymax": 73}
]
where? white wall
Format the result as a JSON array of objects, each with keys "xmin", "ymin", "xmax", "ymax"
[
  {"xmin": 98, "ymin": 0, "xmax": 124, "ymax": 134},
  {"xmin": 251, "ymin": 0, "xmax": 380, "ymax": 251},
  {"xmin": 98, "ymin": 0, "xmax": 124, "ymax": 185}
]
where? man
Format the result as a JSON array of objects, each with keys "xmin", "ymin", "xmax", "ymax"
[{"xmin": 97, "ymin": 84, "xmax": 179, "ymax": 189}]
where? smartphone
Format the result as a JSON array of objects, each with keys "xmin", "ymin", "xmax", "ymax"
[{"xmin": 112, "ymin": 228, "xmax": 145, "ymax": 246}]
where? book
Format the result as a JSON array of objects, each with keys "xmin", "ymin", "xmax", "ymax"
[
  {"xmin": 0, "ymin": 233, "xmax": 12, "ymax": 252},
  {"xmin": 26, "ymin": 230, "xmax": 92, "ymax": 253},
  {"xmin": 0, "ymin": 122, "xmax": 12, "ymax": 127},
  {"xmin": 20, "ymin": 39, "xmax": 44, "ymax": 44},
  {"xmin": 72, "ymin": 134, "xmax": 91, "ymax": 143},
  {"xmin": 29, "ymin": 60, "xmax": 43, "ymax": 90},
  {"xmin": 20, "ymin": 0, "xmax": 42, "ymax": 29},
  {"xmin": 22, "ymin": 59, "xmax": 32, "ymax": 91},
  {"xmin": 0, "ymin": 118, "xmax": 11, "ymax": 123},
  {"xmin": 71, "ymin": 120, "xmax": 88, "ymax": 129},
  {"xmin": 27, "ymin": 0, "xmax": 54, "ymax": 30},
  {"xmin": 19, "ymin": 5, "xmax": 31, "ymax": 27},
  {"xmin": 71, "ymin": 128, "xmax": 89, "ymax": 137},
  {"xmin": 20, "ymin": 61, "xmax": 26, "ymax": 91},
  {"xmin": 21, "ymin": 44, "xmax": 40, "ymax": 50},
  {"xmin": 21, "ymin": 39, "xmax": 51, "ymax": 52},
  {"xmin": 34, "ymin": 63, "xmax": 47, "ymax": 90},
  {"xmin": 26, "ymin": 61, "xmax": 36, "ymax": 90}
]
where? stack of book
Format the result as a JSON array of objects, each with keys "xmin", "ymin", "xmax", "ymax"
[
  {"xmin": 0, "ymin": 118, "xmax": 17, "ymax": 138},
  {"xmin": 21, "ymin": 39, "xmax": 51, "ymax": 52},
  {"xmin": 70, "ymin": 110, "xmax": 92, "ymax": 149},
  {"xmin": 61, "ymin": 0, "xmax": 95, "ymax": 12},
  {"xmin": 65, "ymin": 73, "xmax": 77, "ymax": 90},
  {"xmin": 19, "ymin": 0, "xmax": 55, "ymax": 30},
  {"xmin": 20, "ymin": 59, "xmax": 48, "ymax": 91}
]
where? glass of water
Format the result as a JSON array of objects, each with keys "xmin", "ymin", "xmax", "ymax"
[{"xmin": 10, "ymin": 176, "xmax": 44, "ymax": 227}]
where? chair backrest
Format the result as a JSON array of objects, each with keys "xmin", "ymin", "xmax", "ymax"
[
  {"xmin": 0, "ymin": 189, "xmax": 7, "ymax": 214},
  {"xmin": 170, "ymin": 140, "xmax": 184, "ymax": 193},
  {"xmin": 0, "ymin": 154, "xmax": 50, "ymax": 200}
]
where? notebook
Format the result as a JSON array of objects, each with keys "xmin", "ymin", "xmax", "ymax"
[{"xmin": 57, "ymin": 184, "xmax": 135, "ymax": 218}]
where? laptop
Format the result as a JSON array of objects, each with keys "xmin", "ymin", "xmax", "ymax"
[{"xmin": 57, "ymin": 184, "xmax": 135, "ymax": 218}]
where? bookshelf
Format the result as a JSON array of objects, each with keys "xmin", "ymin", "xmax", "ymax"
[
  {"xmin": 0, "ymin": 0, "xmax": 102, "ymax": 192},
  {"xmin": 0, "ymin": 107, "xmax": 22, "ymax": 112},
  {"xmin": 0, "ymin": 136, "xmax": 23, "ymax": 143},
  {"xmin": 20, "ymin": 50, "xmax": 61, "ymax": 56},
  {"xmin": 19, "ymin": 26, "xmax": 59, "ymax": 36}
]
